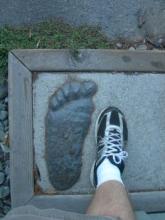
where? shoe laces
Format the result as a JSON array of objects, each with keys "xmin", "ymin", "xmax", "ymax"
[{"xmin": 98, "ymin": 126, "xmax": 128, "ymax": 164}]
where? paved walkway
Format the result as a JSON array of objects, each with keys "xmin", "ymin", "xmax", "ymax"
[
  {"xmin": 1, "ymin": 0, "xmax": 165, "ymax": 39},
  {"xmin": 34, "ymin": 72, "xmax": 165, "ymax": 195}
]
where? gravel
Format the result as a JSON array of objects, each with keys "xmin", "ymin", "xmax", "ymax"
[
  {"xmin": 0, "ymin": 111, "xmax": 8, "ymax": 121},
  {"xmin": 128, "ymin": 46, "xmax": 136, "ymax": 51},
  {"xmin": 0, "ymin": 104, "xmax": 6, "ymax": 111},
  {"xmin": 0, "ymin": 129, "xmax": 5, "ymax": 142},
  {"xmin": 0, "ymin": 83, "xmax": 11, "ymax": 218},
  {"xmin": 0, "ymin": 85, "xmax": 8, "ymax": 101},
  {"xmin": 0, "ymin": 172, "xmax": 5, "ymax": 184},
  {"xmin": 0, "ymin": 162, "xmax": 3, "ymax": 171},
  {"xmin": 0, "ymin": 186, "xmax": 10, "ymax": 199},
  {"xmin": 3, "ymin": 120, "xmax": 8, "ymax": 129},
  {"xmin": 116, "ymin": 42, "xmax": 123, "ymax": 49},
  {"xmin": 136, "ymin": 44, "xmax": 147, "ymax": 50},
  {"xmin": 112, "ymin": 36, "xmax": 165, "ymax": 51}
]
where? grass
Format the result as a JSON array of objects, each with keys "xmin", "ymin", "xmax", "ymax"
[{"xmin": 0, "ymin": 21, "xmax": 114, "ymax": 83}]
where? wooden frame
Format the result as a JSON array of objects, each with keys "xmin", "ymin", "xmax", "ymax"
[{"xmin": 9, "ymin": 49, "xmax": 165, "ymax": 213}]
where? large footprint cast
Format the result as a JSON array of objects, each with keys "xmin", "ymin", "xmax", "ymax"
[{"xmin": 45, "ymin": 80, "xmax": 97, "ymax": 190}]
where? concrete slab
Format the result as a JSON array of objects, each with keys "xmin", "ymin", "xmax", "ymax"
[
  {"xmin": 1, "ymin": 0, "xmax": 165, "ymax": 39},
  {"xmin": 33, "ymin": 72, "xmax": 165, "ymax": 194}
]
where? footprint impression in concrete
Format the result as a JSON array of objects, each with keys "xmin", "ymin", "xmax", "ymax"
[{"xmin": 45, "ymin": 80, "xmax": 97, "ymax": 190}]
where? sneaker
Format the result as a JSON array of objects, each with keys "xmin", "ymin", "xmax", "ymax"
[{"xmin": 90, "ymin": 106, "xmax": 128, "ymax": 188}]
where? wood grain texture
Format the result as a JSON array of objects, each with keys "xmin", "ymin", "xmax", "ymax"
[
  {"xmin": 12, "ymin": 49, "xmax": 165, "ymax": 73},
  {"xmin": 8, "ymin": 52, "xmax": 33, "ymax": 208}
]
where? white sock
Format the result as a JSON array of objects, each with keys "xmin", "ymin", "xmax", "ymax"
[{"xmin": 97, "ymin": 158, "xmax": 123, "ymax": 188}]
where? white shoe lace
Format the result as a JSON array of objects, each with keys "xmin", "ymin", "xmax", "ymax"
[{"xmin": 98, "ymin": 126, "xmax": 128, "ymax": 164}]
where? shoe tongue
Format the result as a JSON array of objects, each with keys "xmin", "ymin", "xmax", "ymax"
[
  {"xmin": 112, "ymin": 141, "xmax": 119, "ymax": 145},
  {"xmin": 111, "ymin": 130, "xmax": 119, "ymax": 145},
  {"xmin": 109, "ymin": 125, "xmax": 120, "ymax": 131},
  {"xmin": 108, "ymin": 154, "xmax": 121, "ymax": 165},
  {"xmin": 111, "ymin": 127, "xmax": 118, "ymax": 133},
  {"xmin": 108, "ymin": 128, "xmax": 119, "ymax": 137}
]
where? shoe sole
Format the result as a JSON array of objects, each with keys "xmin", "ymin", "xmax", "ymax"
[{"xmin": 90, "ymin": 106, "xmax": 128, "ymax": 187}]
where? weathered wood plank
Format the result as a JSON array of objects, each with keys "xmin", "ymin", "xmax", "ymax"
[
  {"xmin": 30, "ymin": 195, "xmax": 91, "ymax": 213},
  {"xmin": 8, "ymin": 52, "xmax": 33, "ymax": 207},
  {"xmin": 12, "ymin": 49, "xmax": 165, "ymax": 73},
  {"xmin": 29, "ymin": 191, "xmax": 165, "ymax": 213},
  {"xmin": 8, "ymin": 49, "xmax": 165, "ymax": 212},
  {"xmin": 130, "ymin": 191, "xmax": 165, "ymax": 212}
]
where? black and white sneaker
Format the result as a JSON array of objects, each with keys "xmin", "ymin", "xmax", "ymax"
[{"xmin": 90, "ymin": 106, "xmax": 128, "ymax": 188}]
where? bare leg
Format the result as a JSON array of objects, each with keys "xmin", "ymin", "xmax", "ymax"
[
  {"xmin": 88, "ymin": 107, "xmax": 136, "ymax": 220},
  {"xmin": 87, "ymin": 181, "xmax": 135, "ymax": 220}
]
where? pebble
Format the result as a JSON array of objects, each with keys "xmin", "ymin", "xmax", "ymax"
[
  {"xmin": 0, "ymin": 122, "xmax": 4, "ymax": 130},
  {"xmin": 0, "ymin": 129, "xmax": 5, "ymax": 142},
  {"xmin": 0, "ymin": 111, "xmax": 8, "ymax": 121},
  {"xmin": 0, "ymin": 200, "xmax": 3, "ymax": 208},
  {"xmin": 4, "ymin": 97, "xmax": 8, "ymax": 104},
  {"xmin": 0, "ymin": 85, "xmax": 8, "ymax": 100},
  {"xmin": 0, "ymin": 87, "xmax": 10, "ymax": 215},
  {"xmin": 116, "ymin": 42, "xmax": 123, "ymax": 49},
  {"xmin": 0, "ymin": 162, "xmax": 3, "ymax": 171},
  {"xmin": 136, "ymin": 44, "xmax": 147, "ymax": 50},
  {"xmin": 0, "ymin": 186, "xmax": 10, "ymax": 198},
  {"xmin": 5, "ymin": 163, "xmax": 10, "ymax": 177},
  {"xmin": 153, "ymin": 38, "xmax": 165, "ymax": 48},
  {"xmin": 128, "ymin": 47, "xmax": 136, "ymax": 51},
  {"xmin": 0, "ymin": 172, "xmax": 5, "ymax": 184},
  {"xmin": 0, "ymin": 103, "xmax": 6, "ymax": 111},
  {"xmin": 4, "ymin": 126, "xmax": 9, "ymax": 133},
  {"xmin": 3, "ymin": 205, "xmax": 10, "ymax": 214},
  {"xmin": 3, "ymin": 199, "xmax": 11, "ymax": 206},
  {"xmin": 3, "ymin": 119, "xmax": 8, "ymax": 128},
  {"xmin": 0, "ymin": 148, "xmax": 4, "ymax": 161},
  {"xmin": 0, "ymin": 212, "xmax": 4, "ymax": 218},
  {"xmin": 0, "ymin": 144, "xmax": 9, "ymax": 154}
]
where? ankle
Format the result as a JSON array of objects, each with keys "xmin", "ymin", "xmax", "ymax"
[{"xmin": 97, "ymin": 158, "xmax": 123, "ymax": 188}]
